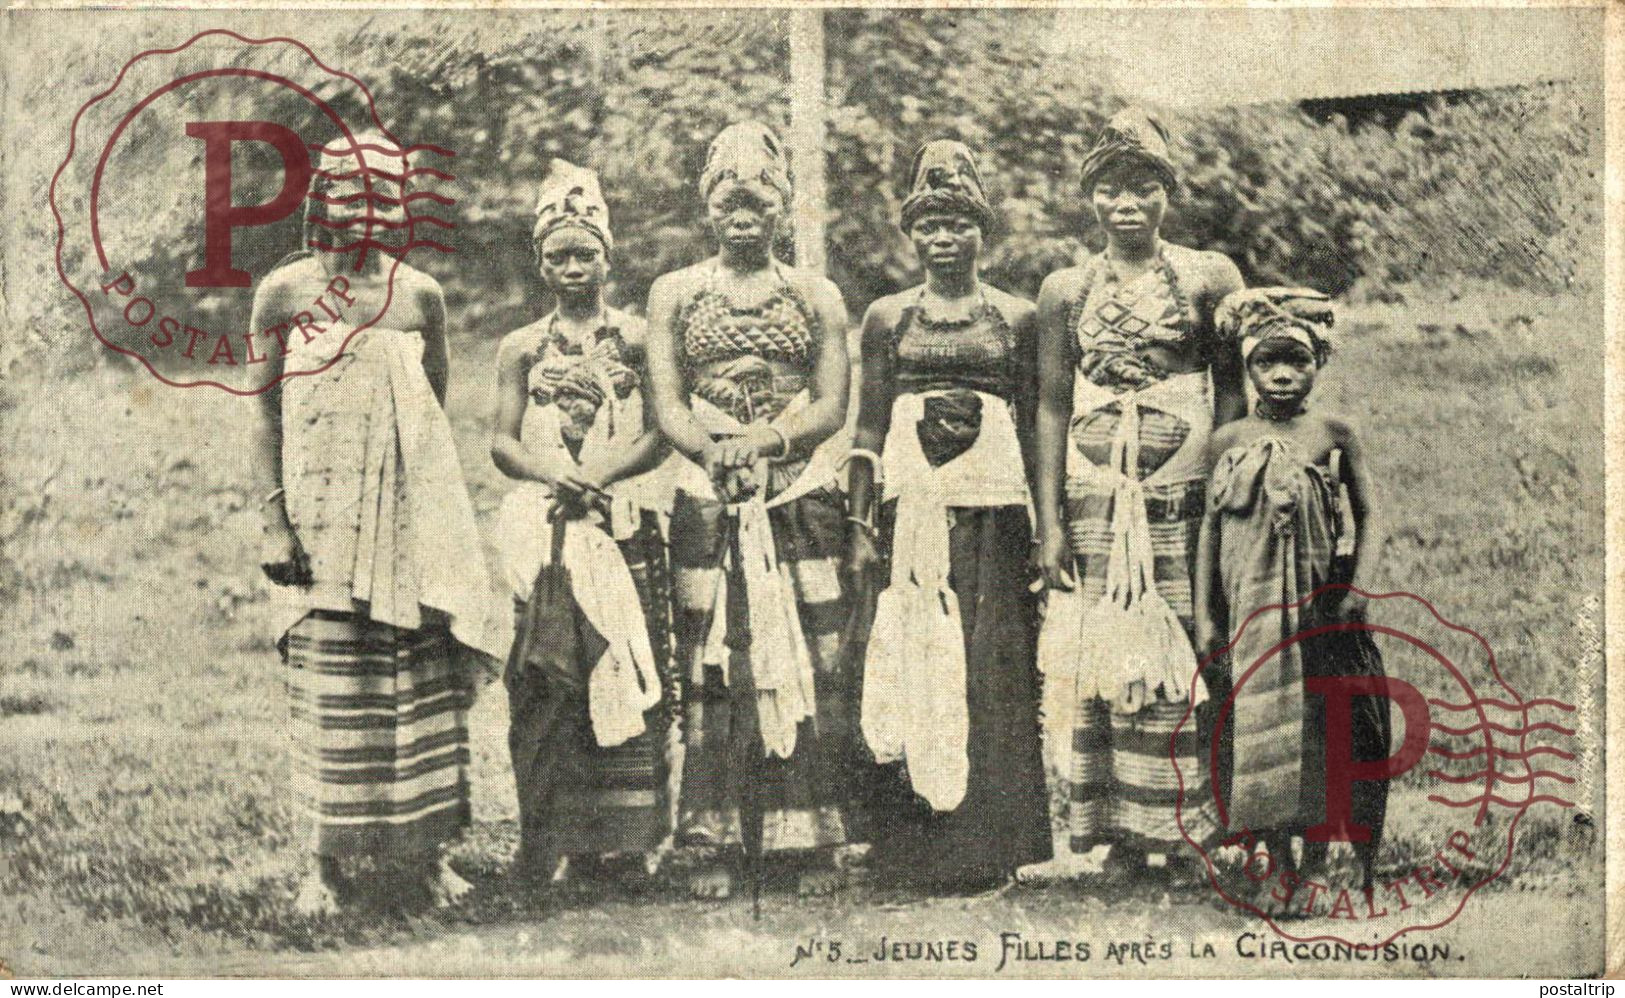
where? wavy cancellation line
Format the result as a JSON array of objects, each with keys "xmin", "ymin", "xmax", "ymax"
[
  {"xmin": 1431, "ymin": 720, "xmax": 1576, "ymax": 737},
  {"xmin": 307, "ymin": 236, "xmax": 455, "ymax": 254},
  {"xmin": 1427, "ymin": 793, "xmax": 1575, "ymax": 810},
  {"xmin": 1426, "ymin": 768, "xmax": 1575, "ymax": 785},
  {"xmin": 313, "ymin": 166, "xmax": 456, "ymax": 184},
  {"xmin": 306, "ymin": 141, "xmax": 456, "ymax": 158},
  {"xmin": 1429, "ymin": 696, "xmax": 1576, "ymax": 713},
  {"xmin": 308, "ymin": 214, "xmax": 456, "ymax": 231},
  {"xmin": 311, "ymin": 190, "xmax": 455, "ymax": 207}
]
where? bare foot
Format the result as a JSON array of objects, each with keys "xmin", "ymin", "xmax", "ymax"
[
  {"xmin": 798, "ymin": 868, "xmax": 844, "ymax": 898},
  {"xmin": 293, "ymin": 872, "xmax": 339, "ymax": 917},
  {"xmin": 550, "ymin": 855, "xmax": 572, "ymax": 885},
  {"xmin": 430, "ymin": 858, "xmax": 474, "ymax": 908},
  {"xmin": 689, "ymin": 867, "xmax": 732, "ymax": 900}
]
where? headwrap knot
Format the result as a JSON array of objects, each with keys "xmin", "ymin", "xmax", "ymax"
[
  {"xmin": 1079, "ymin": 108, "xmax": 1177, "ymax": 193},
  {"xmin": 1217, "ymin": 287, "xmax": 1336, "ymax": 365},
  {"xmin": 533, "ymin": 158, "xmax": 613, "ymax": 252},
  {"xmin": 899, "ymin": 139, "xmax": 995, "ymax": 233},
  {"xmin": 700, "ymin": 121, "xmax": 791, "ymax": 205}
]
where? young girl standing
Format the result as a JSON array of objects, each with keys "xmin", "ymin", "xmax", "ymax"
[
  {"xmin": 1194, "ymin": 287, "xmax": 1389, "ymax": 908},
  {"xmin": 493, "ymin": 160, "xmax": 677, "ymax": 885}
]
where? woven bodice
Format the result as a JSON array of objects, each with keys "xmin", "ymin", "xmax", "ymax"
[
  {"xmin": 677, "ymin": 266, "xmax": 820, "ymax": 423},
  {"xmin": 892, "ymin": 292, "xmax": 1018, "ymax": 401},
  {"xmin": 1069, "ymin": 252, "xmax": 1204, "ymax": 393}
]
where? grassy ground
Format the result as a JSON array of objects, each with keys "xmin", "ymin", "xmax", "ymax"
[{"xmin": 0, "ymin": 283, "xmax": 1606, "ymax": 977}]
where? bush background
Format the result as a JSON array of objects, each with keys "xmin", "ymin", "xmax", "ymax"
[{"xmin": 6, "ymin": 8, "xmax": 1604, "ymax": 367}]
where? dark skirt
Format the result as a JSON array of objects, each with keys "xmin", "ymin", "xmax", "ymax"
[
  {"xmin": 861, "ymin": 502, "xmax": 1052, "ymax": 886},
  {"xmin": 669, "ymin": 481, "xmax": 855, "ymax": 854},
  {"xmin": 505, "ymin": 512, "xmax": 677, "ymax": 871}
]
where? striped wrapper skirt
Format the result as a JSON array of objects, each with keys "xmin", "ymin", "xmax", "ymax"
[
  {"xmin": 1058, "ymin": 477, "xmax": 1218, "ymax": 854},
  {"xmin": 669, "ymin": 474, "xmax": 856, "ymax": 854},
  {"xmin": 285, "ymin": 610, "xmax": 474, "ymax": 858}
]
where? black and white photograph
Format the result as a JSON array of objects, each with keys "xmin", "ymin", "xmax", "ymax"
[{"xmin": 1, "ymin": 2, "xmax": 1615, "ymax": 981}]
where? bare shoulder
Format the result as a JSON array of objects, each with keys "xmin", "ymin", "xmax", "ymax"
[
  {"xmin": 862, "ymin": 288, "xmax": 912, "ymax": 330},
  {"xmin": 255, "ymin": 256, "xmax": 315, "ymax": 311},
  {"xmin": 648, "ymin": 262, "xmax": 707, "ymax": 305},
  {"xmin": 388, "ymin": 260, "xmax": 442, "ymax": 301},
  {"xmin": 786, "ymin": 266, "xmax": 845, "ymax": 312},
  {"xmin": 1320, "ymin": 412, "xmax": 1361, "ymax": 447},
  {"xmin": 1209, "ymin": 416, "xmax": 1248, "ymax": 451},
  {"xmin": 1169, "ymin": 243, "xmax": 1244, "ymax": 296},
  {"xmin": 984, "ymin": 284, "xmax": 1036, "ymax": 326},
  {"xmin": 1037, "ymin": 263, "xmax": 1091, "ymax": 306},
  {"xmin": 495, "ymin": 318, "xmax": 549, "ymax": 370}
]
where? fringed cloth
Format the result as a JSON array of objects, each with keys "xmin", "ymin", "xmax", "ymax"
[
  {"xmin": 505, "ymin": 512, "xmax": 677, "ymax": 868},
  {"xmin": 496, "ymin": 313, "xmax": 679, "ymax": 867},
  {"xmin": 1042, "ymin": 370, "xmax": 1217, "ymax": 854},
  {"xmin": 668, "ymin": 392, "xmax": 854, "ymax": 854},
  {"xmin": 285, "ymin": 610, "xmax": 473, "ymax": 857},
  {"xmin": 860, "ymin": 389, "xmax": 1030, "ymax": 812},
  {"xmin": 1211, "ymin": 437, "xmax": 1338, "ymax": 832}
]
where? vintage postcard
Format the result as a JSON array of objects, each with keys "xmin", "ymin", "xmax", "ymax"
[{"xmin": 0, "ymin": 1, "xmax": 1616, "ymax": 981}]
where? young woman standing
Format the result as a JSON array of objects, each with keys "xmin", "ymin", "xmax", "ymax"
[
  {"xmin": 1033, "ymin": 109, "xmax": 1245, "ymax": 880},
  {"xmin": 492, "ymin": 160, "xmax": 677, "ymax": 886},
  {"xmin": 643, "ymin": 122, "xmax": 855, "ymax": 899},
  {"xmin": 846, "ymin": 140, "xmax": 1050, "ymax": 891}
]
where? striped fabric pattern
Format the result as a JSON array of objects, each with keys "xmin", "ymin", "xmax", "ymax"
[
  {"xmin": 286, "ymin": 610, "xmax": 472, "ymax": 857},
  {"xmin": 1211, "ymin": 439, "xmax": 1339, "ymax": 832},
  {"xmin": 1066, "ymin": 699, "xmax": 1216, "ymax": 852},
  {"xmin": 669, "ymin": 471, "xmax": 853, "ymax": 854},
  {"xmin": 1057, "ymin": 468, "xmax": 1213, "ymax": 853}
]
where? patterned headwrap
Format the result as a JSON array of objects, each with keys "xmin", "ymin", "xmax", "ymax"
[
  {"xmin": 1079, "ymin": 108, "xmax": 1178, "ymax": 193},
  {"xmin": 533, "ymin": 158, "xmax": 613, "ymax": 253},
  {"xmin": 700, "ymin": 121, "xmax": 791, "ymax": 205},
  {"xmin": 1216, "ymin": 287, "xmax": 1336, "ymax": 366},
  {"xmin": 899, "ymin": 139, "xmax": 995, "ymax": 234}
]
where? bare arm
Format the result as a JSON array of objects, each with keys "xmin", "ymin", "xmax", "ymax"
[
  {"xmin": 846, "ymin": 302, "xmax": 896, "ymax": 528},
  {"xmin": 644, "ymin": 273, "xmax": 713, "ymax": 465},
  {"xmin": 1206, "ymin": 255, "xmax": 1247, "ymax": 427},
  {"xmin": 1033, "ymin": 272, "xmax": 1077, "ymax": 589},
  {"xmin": 419, "ymin": 280, "xmax": 450, "ymax": 408},
  {"xmin": 771, "ymin": 276, "xmax": 850, "ymax": 454},
  {"xmin": 1335, "ymin": 420, "xmax": 1384, "ymax": 599},
  {"xmin": 249, "ymin": 267, "xmax": 308, "ymax": 582},
  {"xmin": 1008, "ymin": 300, "xmax": 1041, "ymax": 490},
  {"xmin": 249, "ymin": 272, "xmax": 295, "ymax": 506},
  {"xmin": 1193, "ymin": 429, "xmax": 1232, "ymax": 649}
]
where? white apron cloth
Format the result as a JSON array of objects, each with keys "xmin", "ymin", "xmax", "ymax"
[{"xmin": 860, "ymin": 389, "xmax": 1031, "ymax": 812}]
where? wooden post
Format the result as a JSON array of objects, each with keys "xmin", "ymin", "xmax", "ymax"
[{"xmin": 788, "ymin": 9, "xmax": 827, "ymax": 275}]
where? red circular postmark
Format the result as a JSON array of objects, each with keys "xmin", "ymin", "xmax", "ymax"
[
  {"xmin": 51, "ymin": 29, "xmax": 457, "ymax": 395},
  {"xmin": 1173, "ymin": 583, "xmax": 1577, "ymax": 949}
]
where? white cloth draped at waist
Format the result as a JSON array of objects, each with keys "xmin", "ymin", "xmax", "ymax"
[
  {"xmin": 281, "ymin": 326, "xmax": 509, "ymax": 661},
  {"xmin": 862, "ymin": 389, "xmax": 1031, "ymax": 812},
  {"xmin": 1066, "ymin": 368, "xmax": 1212, "ymax": 491},
  {"xmin": 1040, "ymin": 369, "xmax": 1208, "ymax": 730}
]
